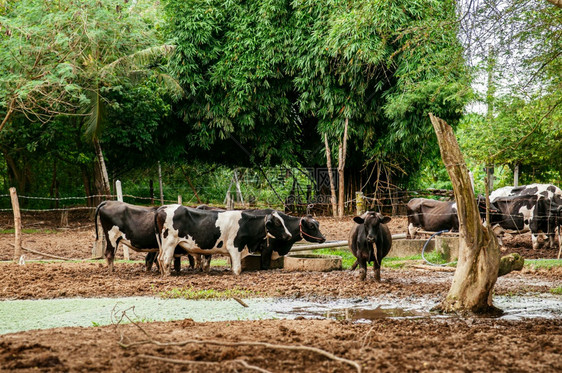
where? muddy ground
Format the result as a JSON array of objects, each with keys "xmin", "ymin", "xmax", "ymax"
[{"xmin": 0, "ymin": 213, "xmax": 561, "ymax": 372}]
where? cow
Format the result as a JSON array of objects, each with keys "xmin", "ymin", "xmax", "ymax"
[
  {"xmin": 145, "ymin": 204, "xmax": 219, "ymax": 272},
  {"xmin": 258, "ymin": 211, "xmax": 326, "ymax": 269},
  {"xmin": 489, "ymin": 184, "xmax": 562, "ymax": 249},
  {"xmin": 406, "ymin": 198, "xmax": 458, "ymax": 238},
  {"xmin": 349, "ymin": 211, "xmax": 392, "ymax": 282},
  {"xmin": 152, "ymin": 207, "xmax": 326, "ymax": 271},
  {"xmin": 95, "ymin": 200, "xmax": 189, "ymax": 273},
  {"xmin": 406, "ymin": 196, "xmax": 496, "ymax": 238},
  {"xmin": 154, "ymin": 205, "xmax": 293, "ymax": 276}
]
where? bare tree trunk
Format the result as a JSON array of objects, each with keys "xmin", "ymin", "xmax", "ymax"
[
  {"xmin": 324, "ymin": 133, "xmax": 337, "ymax": 217},
  {"xmin": 337, "ymin": 118, "xmax": 349, "ymax": 218},
  {"xmin": 429, "ymin": 113, "xmax": 501, "ymax": 315},
  {"xmin": 93, "ymin": 138, "xmax": 111, "ymax": 197}
]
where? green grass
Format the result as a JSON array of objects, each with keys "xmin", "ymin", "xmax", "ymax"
[
  {"xmin": 310, "ymin": 249, "xmax": 461, "ymax": 269},
  {"xmin": 159, "ymin": 286, "xmax": 258, "ymax": 300},
  {"xmin": 524, "ymin": 259, "xmax": 562, "ymax": 269},
  {"xmin": 549, "ymin": 286, "xmax": 562, "ymax": 295}
]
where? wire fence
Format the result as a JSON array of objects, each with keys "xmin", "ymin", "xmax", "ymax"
[{"xmin": 1, "ymin": 187, "xmax": 559, "ymax": 230}]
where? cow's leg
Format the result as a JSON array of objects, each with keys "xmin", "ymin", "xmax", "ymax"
[
  {"xmin": 173, "ymin": 256, "xmax": 181, "ymax": 273},
  {"xmin": 104, "ymin": 234, "xmax": 117, "ymax": 274},
  {"xmin": 187, "ymin": 254, "xmax": 195, "ymax": 269},
  {"xmin": 407, "ymin": 223, "xmax": 417, "ymax": 239},
  {"xmin": 260, "ymin": 244, "xmax": 274, "ymax": 270},
  {"xmin": 358, "ymin": 258, "xmax": 367, "ymax": 281},
  {"xmin": 202, "ymin": 255, "xmax": 211, "ymax": 272},
  {"xmin": 145, "ymin": 252, "xmax": 156, "ymax": 272},
  {"xmin": 373, "ymin": 265, "xmax": 381, "ymax": 282}
]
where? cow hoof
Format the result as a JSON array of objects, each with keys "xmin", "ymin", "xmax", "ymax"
[{"xmin": 359, "ymin": 270, "xmax": 366, "ymax": 281}]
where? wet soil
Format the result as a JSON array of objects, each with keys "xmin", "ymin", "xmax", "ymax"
[{"xmin": 0, "ymin": 214, "xmax": 560, "ymax": 372}]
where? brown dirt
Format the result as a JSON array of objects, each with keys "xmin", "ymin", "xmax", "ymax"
[{"xmin": 0, "ymin": 214, "xmax": 560, "ymax": 372}]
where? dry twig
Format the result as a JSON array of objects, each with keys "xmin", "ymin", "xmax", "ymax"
[{"xmin": 114, "ymin": 308, "xmax": 362, "ymax": 373}]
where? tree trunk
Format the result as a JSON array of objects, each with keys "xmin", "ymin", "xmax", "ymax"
[
  {"xmin": 93, "ymin": 138, "xmax": 111, "ymax": 198},
  {"xmin": 337, "ymin": 118, "xmax": 349, "ymax": 218},
  {"xmin": 324, "ymin": 133, "xmax": 337, "ymax": 217},
  {"xmin": 429, "ymin": 113, "xmax": 501, "ymax": 315}
]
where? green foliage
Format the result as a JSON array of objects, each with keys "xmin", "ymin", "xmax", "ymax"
[
  {"xmin": 165, "ymin": 0, "xmax": 470, "ymax": 179},
  {"xmin": 550, "ymin": 286, "xmax": 562, "ymax": 295}
]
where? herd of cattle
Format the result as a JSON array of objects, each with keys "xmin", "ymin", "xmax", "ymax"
[
  {"xmin": 94, "ymin": 183, "xmax": 561, "ymax": 281},
  {"xmin": 407, "ymin": 183, "xmax": 562, "ymax": 250}
]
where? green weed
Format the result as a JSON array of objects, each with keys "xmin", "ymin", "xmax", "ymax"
[
  {"xmin": 159, "ymin": 286, "xmax": 257, "ymax": 300},
  {"xmin": 550, "ymin": 286, "xmax": 562, "ymax": 295}
]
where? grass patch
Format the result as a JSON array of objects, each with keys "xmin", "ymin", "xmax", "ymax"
[
  {"xmin": 311, "ymin": 248, "xmax": 355, "ymax": 269},
  {"xmin": 525, "ymin": 259, "xmax": 562, "ymax": 269},
  {"xmin": 310, "ymin": 249, "xmax": 455, "ymax": 269},
  {"xmin": 159, "ymin": 286, "xmax": 257, "ymax": 300},
  {"xmin": 550, "ymin": 286, "xmax": 562, "ymax": 295}
]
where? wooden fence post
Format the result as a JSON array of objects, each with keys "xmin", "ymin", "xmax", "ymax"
[
  {"xmin": 9, "ymin": 187, "xmax": 22, "ymax": 263},
  {"xmin": 115, "ymin": 180, "xmax": 129, "ymax": 260},
  {"xmin": 356, "ymin": 191, "xmax": 364, "ymax": 216},
  {"xmin": 177, "ymin": 195, "xmax": 182, "ymax": 205}
]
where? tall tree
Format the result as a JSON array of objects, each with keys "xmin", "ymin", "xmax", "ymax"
[{"xmin": 0, "ymin": 0, "xmax": 170, "ymax": 196}]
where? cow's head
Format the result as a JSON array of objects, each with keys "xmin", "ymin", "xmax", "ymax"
[
  {"xmin": 265, "ymin": 211, "xmax": 292, "ymax": 240},
  {"xmin": 353, "ymin": 211, "xmax": 391, "ymax": 243},
  {"xmin": 476, "ymin": 194, "xmax": 502, "ymax": 224},
  {"xmin": 299, "ymin": 215, "xmax": 326, "ymax": 243}
]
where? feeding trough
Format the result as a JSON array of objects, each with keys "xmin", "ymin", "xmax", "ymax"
[{"xmin": 283, "ymin": 253, "xmax": 342, "ymax": 272}]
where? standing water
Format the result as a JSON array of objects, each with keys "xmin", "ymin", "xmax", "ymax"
[{"xmin": 1, "ymin": 294, "xmax": 561, "ymax": 335}]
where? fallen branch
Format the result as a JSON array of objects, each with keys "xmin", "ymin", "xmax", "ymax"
[
  {"xmin": 233, "ymin": 296, "xmax": 249, "ymax": 307},
  {"xmin": 410, "ymin": 264, "xmax": 456, "ymax": 272},
  {"xmin": 139, "ymin": 354, "xmax": 272, "ymax": 373},
  {"xmin": 115, "ymin": 309, "xmax": 361, "ymax": 373},
  {"xmin": 9, "ymin": 243, "xmax": 74, "ymax": 261}
]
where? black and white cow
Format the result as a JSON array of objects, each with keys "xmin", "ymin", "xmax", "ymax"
[
  {"xmin": 406, "ymin": 198, "xmax": 458, "ymax": 238},
  {"xmin": 95, "ymin": 201, "xmax": 190, "ymax": 273},
  {"xmin": 154, "ymin": 205, "xmax": 292, "ymax": 276},
  {"xmin": 489, "ymin": 184, "xmax": 562, "ymax": 249},
  {"xmin": 349, "ymin": 211, "xmax": 392, "ymax": 282},
  {"xmin": 257, "ymin": 211, "xmax": 326, "ymax": 269}
]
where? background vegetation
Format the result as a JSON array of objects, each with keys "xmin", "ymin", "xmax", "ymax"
[{"xmin": 0, "ymin": 0, "xmax": 560, "ymax": 211}]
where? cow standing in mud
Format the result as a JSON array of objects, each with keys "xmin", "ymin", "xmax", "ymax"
[
  {"xmin": 489, "ymin": 184, "xmax": 562, "ymax": 249},
  {"xmin": 95, "ymin": 201, "xmax": 193, "ymax": 273},
  {"xmin": 154, "ymin": 205, "xmax": 292, "ymax": 276},
  {"xmin": 349, "ymin": 211, "xmax": 392, "ymax": 282}
]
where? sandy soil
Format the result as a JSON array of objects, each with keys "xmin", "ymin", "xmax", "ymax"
[{"xmin": 0, "ymin": 213, "xmax": 561, "ymax": 372}]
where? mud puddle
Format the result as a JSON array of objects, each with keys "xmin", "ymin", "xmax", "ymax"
[{"xmin": 1, "ymin": 295, "xmax": 560, "ymax": 335}]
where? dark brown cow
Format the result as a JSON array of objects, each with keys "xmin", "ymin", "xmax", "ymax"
[{"xmin": 349, "ymin": 211, "xmax": 392, "ymax": 282}]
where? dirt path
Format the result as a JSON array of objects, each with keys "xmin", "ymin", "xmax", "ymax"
[{"xmin": 0, "ymin": 214, "xmax": 560, "ymax": 372}]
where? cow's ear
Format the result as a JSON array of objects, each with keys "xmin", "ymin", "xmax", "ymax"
[
  {"xmin": 381, "ymin": 216, "xmax": 392, "ymax": 224},
  {"xmin": 353, "ymin": 216, "xmax": 364, "ymax": 224}
]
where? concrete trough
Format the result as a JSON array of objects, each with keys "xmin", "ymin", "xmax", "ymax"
[
  {"xmin": 283, "ymin": 253, "xmax": 342, "ymax": 272},
  {"xmin": 240, "ymin": 253, "xmax": 284, "ymax": 271},
  {"xmin": 388, "ymin": 239, "xmax": 434, "ymax": 257},
  {"xmin": 434, "ymin": 236, "xmax": 460, "ymax": 261}
]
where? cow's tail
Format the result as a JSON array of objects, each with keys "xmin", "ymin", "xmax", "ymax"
[{"xmin": 94, "ymin": 201, "xmax": 108, "ymax": 241}]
